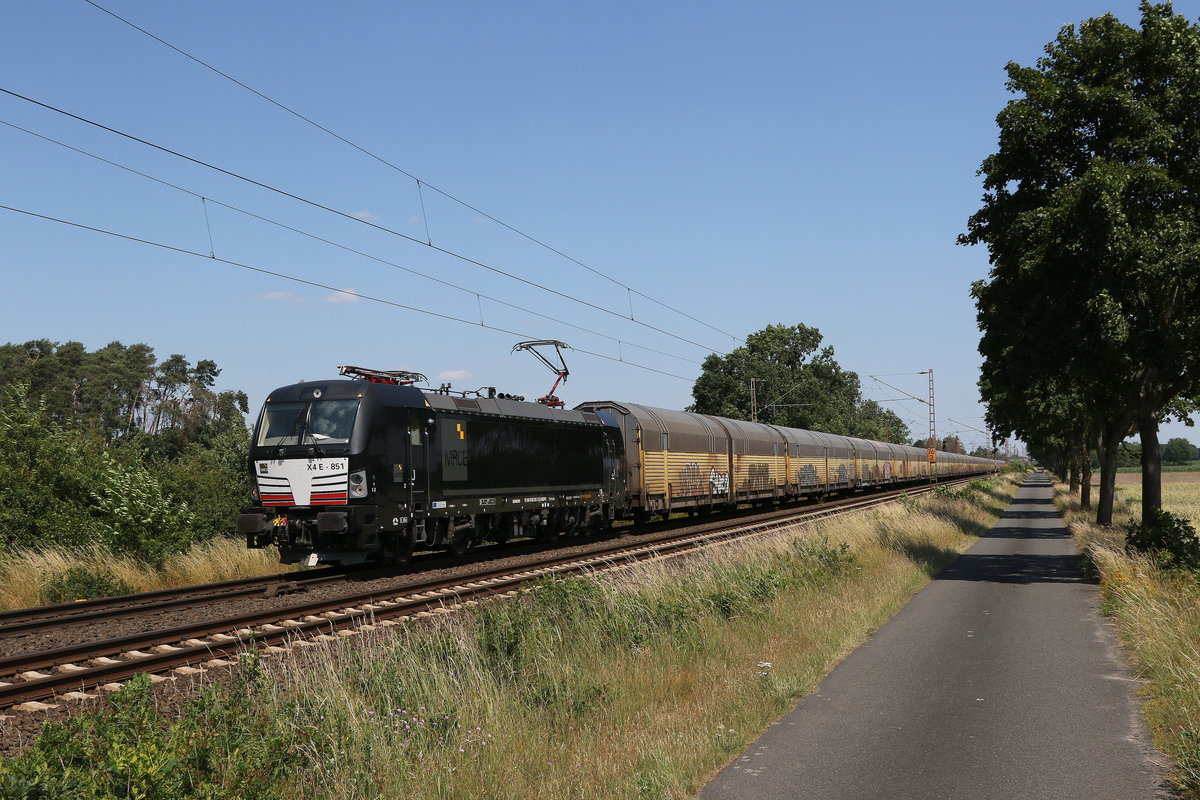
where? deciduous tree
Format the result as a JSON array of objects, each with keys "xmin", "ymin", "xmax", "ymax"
[
  {"xmin": 1163, "ymin": 437, "xmax": 1197, "ymax": 465},
  {"xmin": 963, "ymin": 2, "xmax": 1200, "ymax": 525},
  {"xmin": 690, "ymin": 323, "xmax": 909, "ymax": 443}
]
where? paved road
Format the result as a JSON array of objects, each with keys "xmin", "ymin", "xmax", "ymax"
[{"xmin": 700, "ymin": 474, "xmax": 1173, "ymax": 799}]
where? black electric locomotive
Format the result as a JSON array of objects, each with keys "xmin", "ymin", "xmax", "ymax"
[
  {"xmin": 238, "ymin": 367, "xmax": 624, "ymax": 565},
  {"xmin": 241, "ymin": 365, "xmax": 1003, "ymax": 567}
]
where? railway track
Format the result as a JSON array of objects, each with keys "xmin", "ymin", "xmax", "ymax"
[
  {"xmin": 0, "ymin": 565, "xmax": 359, "ymax": 639},
  {"xmin": 0, "ymin": 478, "xmax": 977, "ymax": 713}
]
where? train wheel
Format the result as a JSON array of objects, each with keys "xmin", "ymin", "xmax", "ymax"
[
  {"xmin": 488, "ymin": 517, "xmax": 511, "ymax": 546},
  {"xmin": 385, "ymin": 533, "xmax": 413, "ymax": 565},
  {"xmin": 581, "ymin": 504, "xmax": 605, "ymax": 537},
  {"xmin": 447, "ymin": 516, "xmax": 476, "ymax": 557},
  {"xmin": 535, "ymin": 526, "xmax": 557, "ymax": 543}
]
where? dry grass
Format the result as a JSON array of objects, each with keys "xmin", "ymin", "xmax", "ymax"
[
  {"xmin": 1088, "ymin": 545, "xmax": 1200, "ymax": 795},
  {"xmin": 239, "ymin": 479, "xmax": 1020, "ymax": 799},
  {"xmin": 0, "ymin": 538, "xmax": 283, "ymax": 610},
  {"xmin": 1, "ymin": 476, "xmax": 1023, "ymax": 799},
  {"xmin": 1117, "ymin": 472, "xmax": 1200, "ymax": 527},
  {"xmin": 1060, "ymin": 476, "xmax": 1200, "ymax": 797}
]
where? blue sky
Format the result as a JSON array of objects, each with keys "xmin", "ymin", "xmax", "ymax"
[{"xmin": 4, "ymin": 0, "xmax": 1199, "ymax": 454}]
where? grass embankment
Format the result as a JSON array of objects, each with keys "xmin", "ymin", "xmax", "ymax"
[
  {"xmin": 0, "ymin": 477, "xmax": 1020, "ymax": 800},
  {"xmin": 1060, "ymin": 474, "xmax": 1200, "ymax": 797},
  {"xmin": 0, "ymin": 539, "xmax": 283, "ymax": 611}
]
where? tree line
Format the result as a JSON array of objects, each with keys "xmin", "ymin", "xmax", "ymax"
[
  {"xmin": 0, "ymin": 340, "xmax": 252, "ymax": 562},
  {"xmin": 965, "ymin": 2, "xmax": 1200, "ymax": 527},
  {"xmin": 1108, "ymin": 438, "xmax": 1198, "ymax": 469}
]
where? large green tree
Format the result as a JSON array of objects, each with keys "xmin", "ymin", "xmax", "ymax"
[
  {"xmin": 690, "ymin": 323, "xmax": 909, "ymax": 443},
  {"xmin": 963, "ymin": 2, "xmax": 1200, "ymax": 525},
  {"xmin": 1162, "ymin": 436, "xmax": 1197, "ymax": 465}
]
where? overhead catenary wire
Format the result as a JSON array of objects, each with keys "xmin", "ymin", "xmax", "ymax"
[
  {"xmin": 81, "ymin": 0, "xmax": 744, "ymax": 347},
  {"xmin": 0, "ymin": 203, "xmax": 696, "ymax": 381},
  {"xmin": 947, "ymin": 417, "xmax": 992, "ymax": 438},
  {"xmin": 0, "ymin": 86, "xmax": 727, "ymax": 355},
  {"xmin": 868, "ymin": 375, "xmax": 929, "ymax": 406},
  {"xmin": 867, "ymin": 378, "xmax": 986, "ymax": 445},
  {"xmin": 0, "ymin": 117, "xmax": 703, "ymax": 368}
]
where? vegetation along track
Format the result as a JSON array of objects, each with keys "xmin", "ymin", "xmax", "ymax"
[{"xmin": 0, "ymin": 478, "xmax": 979, "ymax": 713}]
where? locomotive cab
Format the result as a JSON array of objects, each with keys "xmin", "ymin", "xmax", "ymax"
[
  {"xmin": 238, "ymin": 380, "xmax": 429, "ymax": 565},
  {"xmin": 239, "ymin": 374, "xmax": 626, "ymax": 567}
]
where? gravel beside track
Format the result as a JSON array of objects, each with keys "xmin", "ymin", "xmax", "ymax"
[
  {"xmin": 0, "ymin": 477, "xmax": 983, "ymax": 755},
  {"xmin": 4, "ymin": 494, "xmax": 876, "ymax": 661},
  {"xmin": 3, "ymin": 524, "xmax": 693, "ymax": 659}
]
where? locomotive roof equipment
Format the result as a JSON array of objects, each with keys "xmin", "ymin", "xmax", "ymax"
[
  {"xmin": 512, "ymin": 339, "xmax": 571, "ymax": 407},
  {"xmin": 337, "ymin": 365, "xmax": 428, "ymax": 386}
]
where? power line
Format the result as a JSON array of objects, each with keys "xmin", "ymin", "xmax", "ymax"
[
  {"xmin": 0, "ymin": 117, "xmax": 703, "ymax": 368},
  {"xmin": 0, "ymin": 85, "xmax": 727, "ymax": 354},
  {"xmin": 0, "ymin": 202, "xmax": 695, "ymax": 382},
  {"xmin": 867, "ymin": 375, "xmax": 929, "ymax": 405},
  {"xmin": 82, "ymin": 0, "xmax": 744, "ymax": 347},
  {"xmin": 947, "ymin": 417, "xmax": 991, "ymax": 438}
]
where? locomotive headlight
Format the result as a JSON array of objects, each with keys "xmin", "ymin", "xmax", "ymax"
[{"xmin": 349, "ymin": 470, "xmax": 368, "ymax": 498}]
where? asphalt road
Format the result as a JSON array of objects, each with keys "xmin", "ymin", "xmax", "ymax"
[{"xmin": 699, "ymin": 474, "xmax": 1174, "ymax": 800}]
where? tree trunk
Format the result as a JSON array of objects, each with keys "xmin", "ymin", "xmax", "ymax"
[
  {"xmin": 1080, "ymin": 450, "xmax": 1099, "ymax": 506},
  {"xmin": 1096, "ymin": 424, "xmax": 1124, "ymax": 526},
  {"xmin": 1067, "ymin": 431, "xmax": 1081, "ymax": 494},
  {"xmin": 1139, "ymin": 411, "xmax": 1163, "ymax": 528}
]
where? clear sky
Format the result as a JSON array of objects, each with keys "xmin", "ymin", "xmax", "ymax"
[{"xmin": 4, "ymin": 0, "xmax": 1199, "ymax": 454}]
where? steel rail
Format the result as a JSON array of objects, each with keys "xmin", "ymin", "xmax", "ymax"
[
  {"xmin": 0, "ymin": 565, "xmax": 349, "ymax": 634},
  {"xmin": 0, "ymin": 476, "xmax": 986, "ymax": 709}
]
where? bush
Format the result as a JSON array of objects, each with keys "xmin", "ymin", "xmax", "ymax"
[
  {"xmin": 0, "ymin": 384, "xmax": 104, "ymax": 550},
  {"xmin": 0, "ymin": 669, "xmax": 301, "ymax": 799},
  {"xmin": 90, "ymin": 452, "xmax": 197, "ymax": 563},
  {"xmin": 0, "ymin": 385, "xmax": 201, "ymax": 564},
  {"xmin": 44, "ymin": 566, "xmax": 134, "ymax": 603},
  {"xmin": 1125, "ymin": 508, "xmax": 1200, "ymax": 570}
]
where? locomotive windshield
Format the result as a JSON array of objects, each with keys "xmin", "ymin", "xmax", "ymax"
[{"xmin": 256, "ymin": 399, "xmax": 360, "ymax": 446}]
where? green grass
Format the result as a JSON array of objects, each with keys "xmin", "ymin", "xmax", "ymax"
[
  {"xmin": 0, "ymin": 476, "xmax": 1021, "ymax": 800},
  {"xmin": 1117, "ymin": 461, "xmax": 1200, "ymax": 473}
]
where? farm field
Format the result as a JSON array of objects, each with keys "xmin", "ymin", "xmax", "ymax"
[
  {"xmin": 1113, "ymin": 470, "xmax": 1200, "ymax": 484},
  {"xmin": 1114, "ymin": 470, "xmax": 1200, "ymax": 525},
  {"xmin": 1116, "ymin": 462, "xmax": 1200, "ymax": 474}
]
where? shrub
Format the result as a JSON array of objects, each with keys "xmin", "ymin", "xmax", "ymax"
[
  {"xmin": 0, "ymin": 669, "xmax": 302, "ymax": 799},
  {"xmin": 1125, "ymin": 508, "xmax": 1200, "ymax": 570},
  {"xmin": 90, "ymin": 452, "xmax": 197, "ymax": 563},
  {"xmin": 44, "ymin": 566, "xmax": 133, "ymax": 603}
]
